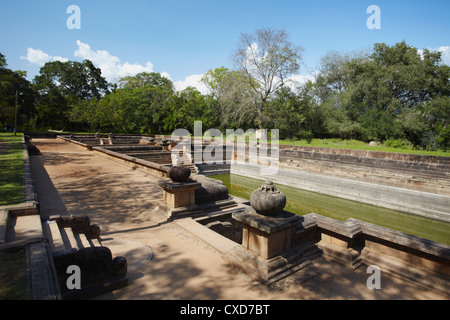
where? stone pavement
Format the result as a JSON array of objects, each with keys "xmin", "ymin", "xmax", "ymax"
[{"xmin": 29, "ymin": 139, "xmax": 447, "ymax": 300}]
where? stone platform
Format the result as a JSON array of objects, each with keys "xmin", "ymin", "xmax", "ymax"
[{"xmin": 16, "ymin": 137, "xmax": 449, "ymax": 300}]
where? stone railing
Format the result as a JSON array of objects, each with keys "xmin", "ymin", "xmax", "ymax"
[{"xmin": 292, "ymin": 213, "xmax": 450, "ymax": 297}]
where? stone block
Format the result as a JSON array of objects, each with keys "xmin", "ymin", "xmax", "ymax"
[
  {"xmin": 158, "ymin": 180, "xmax": 201, "ymax": 209},
  {"xmin": 224, "ymin": 207, "xmax": 316, "ymax": 283}
]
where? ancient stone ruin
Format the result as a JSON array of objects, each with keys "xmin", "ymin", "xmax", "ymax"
[{"xmin": 9, "ymin": 133, "xmax": 448, "ymax": 299}]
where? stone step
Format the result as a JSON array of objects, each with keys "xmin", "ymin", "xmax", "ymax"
[
  {"xmin": 7, "ymin": 215, "xmax": 43, "ymax": 243},
  {"xmin": 43, "ymin": 221, "xmax": 66, "ymax": 254},
  {"xmin": 61, "ymin": 227, "xmax": 79, "ymax": 250},
  {"xmin": 43, "ymin": 220, "xmax": 103, "ymax": 256}
]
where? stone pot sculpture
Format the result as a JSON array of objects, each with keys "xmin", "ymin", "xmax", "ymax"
[
  {"xmin": 250, "ymin": 181, "xmax": 286, "ymax": 216},
  {"xmin": 168, "ymin": 166, "xmax": 191, "ymax": 182}
]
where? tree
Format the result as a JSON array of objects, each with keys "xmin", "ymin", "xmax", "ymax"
[
  {"xmin": 232, "ymin": 28, "xmax": 303, "ymax": 129},
  {"xmin": 313, "ymin": 41, "xmax": 450, "ymax": 144},
  {"xmin": 118, "ymin": 72, "xmax": 173, "ymax": 91},
  {"xmin": 0, "ymin": 53, "xmax": 36, "ymax": 131},
  {"xmin": 265, "ymin": 85, "xmax": 316, "ymax": 140},
  {"xmin": 165, "ymin": 87, "xmax": 214, "ymax": 133},
  {"xmin": 201, "ymin": 67, "xmax": 256, "ymax": 128},
  {"xmin": 70, "ymin": 72, "xmax": 177, "ymax": 134},
  {"xmin": 33, "ymin": 60, "xmax": 110, "ymax": 130}
]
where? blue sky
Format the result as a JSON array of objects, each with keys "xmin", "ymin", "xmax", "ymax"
[{"xmin": 1, "ymin": 0, "xmax": 449, "ymax": 92}]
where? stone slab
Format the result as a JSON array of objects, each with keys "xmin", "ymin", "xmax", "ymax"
[
  {"xmin": 232, "ymin": 207, "xmax": 302, "ymax": 234},
  {"xmin": 158, "ymin": 180, "xmax": 201, "ymax": 191},
  {"xmin": 223, "ymin": 245, "xmax": 318, "ymax": 284}
]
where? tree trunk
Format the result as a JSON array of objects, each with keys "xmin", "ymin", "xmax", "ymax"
[{"xmin": 258, "ymin": 101, "xmax": 264, "ymax": 129}]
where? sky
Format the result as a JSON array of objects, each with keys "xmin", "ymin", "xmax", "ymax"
[{"xmin": 1, "ymin": 0, "xmax": 449, "ymax": 94}]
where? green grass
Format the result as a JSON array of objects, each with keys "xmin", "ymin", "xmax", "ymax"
[
  {"xmin": 278, "ymin": 138, "xmax": 450, "ymax": 157},
  {"xmin": 0, "ymin": 133, "xmax": 25, "ymax": 206},
  {"xmin": 0, "ymin": 249, "xmax": 29, "ymax": 300}
]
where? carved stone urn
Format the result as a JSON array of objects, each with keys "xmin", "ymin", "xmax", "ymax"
[
  {"xmin": 168, "ymin": 166, "xmax": 191, "ymax": 182},
  {"xmin": 168, "ymin": 157, "xmax": 191, "ymax": 182},
  {"xmin": 249, "ymin": 181, "xmax": 286, "ymax": 216}
]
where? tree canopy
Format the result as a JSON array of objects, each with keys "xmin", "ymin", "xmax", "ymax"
[{"xmin": 0, "ymin": 37, "xmax": 448, "ymax": 151}]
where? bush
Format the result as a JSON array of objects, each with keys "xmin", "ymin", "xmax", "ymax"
[
  {"xmin": 420, "ymin": 132, "xmax": 439, "ymax": 151},
  {"xmin": 383, "ymin": 138, "xmax": 414, "ymax": 149}
]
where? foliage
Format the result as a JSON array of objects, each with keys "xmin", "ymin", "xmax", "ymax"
[
  {"xmin": 232, "ymin": 28, "xmax": 303, "ymax": 129},
  {"xmin": 0, "ymin": 37, "xmax": 449, "ymax": 154},
  {"xmin": 0, "ymin": 53, "xmax": 36, "ymax": 131},
  {"xmin": 202, "ymin": 67, "xmax": 257, "ymax": 128},
  {"xmin": 33, "ymin": 59, "xmax": 110, "ymax": 130},
  {"xmin": 0, "ymin": 133, "xmax": 24, "ymax": 206},
  {"xmin": 312, "ymin": 41, "xmax": 450, "ymax": 150}
]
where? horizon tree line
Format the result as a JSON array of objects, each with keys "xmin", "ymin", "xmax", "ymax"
[{"xmin": 1, "ymin": 29, "xmax": 449, "ymax": 151}]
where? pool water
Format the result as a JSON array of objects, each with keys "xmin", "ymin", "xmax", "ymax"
[{"xmin": 211, "ymin": 173, "xmax": 450, "ymax": 245}]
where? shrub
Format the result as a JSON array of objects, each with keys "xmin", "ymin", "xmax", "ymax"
[{"xmin": 383, "ymin": 138, "xmax": 414, "ymax": 149}]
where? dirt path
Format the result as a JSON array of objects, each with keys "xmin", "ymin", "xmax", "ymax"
[{"xmin": 29, "ymin": 138, "xmax": 447, "ymax": 300}]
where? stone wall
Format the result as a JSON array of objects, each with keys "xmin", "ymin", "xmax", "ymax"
[
  {"xmin": 291, "ymin": 213, "xmax": 450, "ymax": 297},
  {"xmin": 276, "ymin": 146, "xmax": 449, "ymax": 196},
  {"xmin": 231, "ymin": 163, "xmax": 450, "ymax": 222},
  {"xmin": 233, "ymin": 143, "xmax": 449, "ymax": 196}
]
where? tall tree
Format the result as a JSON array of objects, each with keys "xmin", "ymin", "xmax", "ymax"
[
  {"xmin": 118, "ymin": 72, "xmax": 173, "ymax": 91},
  {"xmin": 33, "ymin": 59, "xmax": 110, "ymax": 129},
  {"xmin": 313, "ymin": 41, "xmax": 450, "ymax": 145},
  {"xmin": 0, "ymin": 53, "xmax": 35, "ymax": 131},
  {"xmin": 232, "ymin": 28, "xmax": 303, "ymax": 129},
  {"xmin": 201, "ymin": 67, "xmax": 256, "ymax": 128}
]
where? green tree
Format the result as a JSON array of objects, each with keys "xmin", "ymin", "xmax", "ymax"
[
  {"xmin": 71, "ymin": 72, "xmax": 177, "ymax": 133},
  {"xmin": 314, "ymin": 41, "xmax": 450, "ymax": 145},
  {"xmin": 265, "ymin": 85, "xmax": 317, "ymax": 140},
  {"xmin": 202, "ymin": 67, "xmax": 256, "ymax": 129},
  {"xmin": 232, "ymin": 28, "xmax": 303, "ymax": 129},
  {"xmin": 165, "ymin": 87, "xmax": 215, "ymax": 133},
  {"xmin": 33, "ymin": 60, "xmax": 110, "ymax": 130},
  {"xmin": 0, "ymin": 53, "xmax": 36, "ymax": 131},
  {"xmin": 118, "ymin": 72, "xmax": 172, "ymax": 90}
]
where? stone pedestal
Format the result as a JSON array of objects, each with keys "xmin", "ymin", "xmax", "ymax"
[
  {"xmin": 224, "ymin": 207, "xmax": 317, "ymax": 284},
  {"xmin": 158, "ymin": 180, "xmax": 201, "ymax": 209}
]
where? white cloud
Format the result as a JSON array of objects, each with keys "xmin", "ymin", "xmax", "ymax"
[
  {"xmin": 21, "ymin": 41, "xmax": 313, "ymax": 95},
  {"xmin": 174, "ymin": 74, "xmax": 211, "ymax": 95},
  {"xmin": 160, "ymin": 72, "xmax": 172, "ymax": 81},
  {"xmin": 437, "ymin": 46, "xmax": 450, "ymax": 66},
  {"xmin": 418, "ymin": 46, "xmax": 450, "ymax": 65},
  {"xmin": 285, "ymin": 74, "xmax": 315, "ymax": 91},
  {"xmin": 74, "ymin": 40, "xmax": 154, "ymax": 82},
  {"xmin": 20, "ymin": 48, "xmax": 68, "ymax": 66}
]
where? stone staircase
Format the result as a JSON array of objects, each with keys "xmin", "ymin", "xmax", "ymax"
[
  {"xmin": 41, "ymin": 215, "xmax": 128, "ymax": 300},
  {"xmin": 43, "ymin": 220, "xmax": 102, "ymax": 255},
  {"xmin": 195, "ymin": 163, "xmax": 231, "ymax": 176},
  {"xmin": 1, "ymin": 209, "xmax": 128, "ymax": 300},
  {"xmin": 181, "ymin": 161, "xmax": 198, "ymax": 174},
  {"xmin": 1, "ymin": 208, "xmax": 60, "ymax": 300}
]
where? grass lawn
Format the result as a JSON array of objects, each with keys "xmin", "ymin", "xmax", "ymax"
[
  {"xmin": 0, "ymin": 249, "xmax": 29, "ymax": 300},
  {"xmin": 0, "ymin": 133, "xmax": 25, "ymax": 206},
  {"xmin": 279, "ymin": 138, "xmax": 450, "ymax": 157},
  {"xmin": 0, "ymin": 133, "xmax": 29, "ymax": 300}
]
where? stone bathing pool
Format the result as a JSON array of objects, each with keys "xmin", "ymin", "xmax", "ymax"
[{"xmin": 211, "ymin": 173, "xmax": 450, "ymax": 245}]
